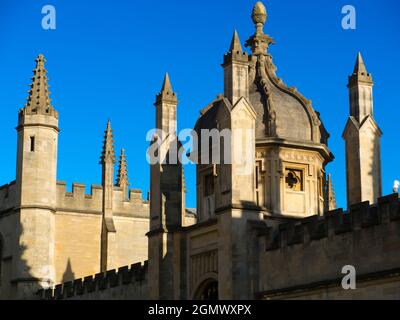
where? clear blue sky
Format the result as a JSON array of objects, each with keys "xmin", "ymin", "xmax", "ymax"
[{"xmin": 0, "ymin": 0, "xmax": 399, "ymax": 209}]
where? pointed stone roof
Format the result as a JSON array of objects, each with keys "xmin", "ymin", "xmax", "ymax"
[
  {"xmin": 156, "ymin": 73, "xmax": 178, "ymax": 104},
  {"xmin": 229, "ymin": 30, "xmax": 243, "ymax": 52},
  {"xmin": 100, "ymin": 120, "xmax": 116, "ymax": 164},
  {"xmin": 162, "ymin": 72, "xmax": 173, "ymax": 93},
  {"xmin": 21, "ymin": 54, "xmax": 58, "ymax": 118},
  {"xmin": 349, "ymin": 52, "xmax": 373, "ymax": 86},
  {"xmin": 353, "ymin": 52, "xmax": 367, "ymax": 74},
  {"xmin": 223, "ymin": 30, "xmax": 248, "ymax": 67},
  {"xmin": 116, "ymin": 149, "xmax": 129, "ymax": 187}
]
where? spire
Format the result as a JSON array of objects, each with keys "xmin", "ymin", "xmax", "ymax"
[
  {"xmin": 229, "ymin": 30, "xmax": 243, "ymax": 52},
  {"xmin": 162, "ymin": 72, "xmax": 173, "ymax": 93},
  {"xmin": 353, "ymin": 52, "xmax": 367, "ymax": 74},
  {"xmin": 100, "ymin": 120, "xmax": 116, "ymax": 164},
  {"xmin": 22, "ymin": 54, "xmax": 57, "ymax": 118},
  {"xmin": 116, "ymin": 149, "xmax": 129, "ymax": 188},
  {"xmin": 156, "ymin": 73, "xmax": 178, "ymax": 104}
]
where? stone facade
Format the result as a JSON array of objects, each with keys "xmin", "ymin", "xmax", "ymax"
[
  {"xmin": 0, "ymin": 56, "xmax": 152, "ymax": 299},
  {"xmin": 2, "ymin": 2, "xmax": 399, "ymax": 301}
]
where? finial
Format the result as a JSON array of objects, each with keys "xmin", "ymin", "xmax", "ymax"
[
  {"xmin": 229, "ymin": 30, "xmax": 243, "ymax": 52},
  {"xmin": 252, "ymin": 2, "xmax": 267, "ymax": 34},
  {"xmin": 245, "ymin": 2, "xmax": 273, "ymax": 55}
]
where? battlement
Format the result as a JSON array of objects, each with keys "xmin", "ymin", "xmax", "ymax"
[
  {"xmin": 56, "ymin": 181, "xmax": 149, "ymax": 218},
  {"xmin": 258, "ymin": 194, "xmax": 400, "ymax": 251},
  {"xmin": 256, "ymin": 193, "xmax": 400, "ymax": 296},
  {"xmin": 37, "ymin": 261, "xmax": 148, "ymax": 300}
]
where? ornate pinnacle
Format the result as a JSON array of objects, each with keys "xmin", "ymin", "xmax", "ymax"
[
  {"xmin": 22, "ymin": 54, "xmax": 57, "ymax": 117},
  {"xmin": 116, "ymin": 149, "xmax": 129, "ymax": 188},
  {"xmin": 100, "ymin": 120, "xmax": 116, "ymax": 164}
]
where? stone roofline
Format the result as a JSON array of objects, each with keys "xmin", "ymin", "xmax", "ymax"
[
  {"xmin": 57, "ymin": 181, "xmax": 148, "ymax": 202},
  {"xmin": 37, "ymin": 261, "xmax": 148, "ymax": 300},
  {"xmin": 0, "ymin": 180, "xmax": 15, "ymax": 191},
  {"xmin": 251, "ymin": 193, "xmax": 400, "ymax": 251}
]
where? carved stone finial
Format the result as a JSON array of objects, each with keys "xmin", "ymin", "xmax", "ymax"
[
  {"xmin": 246, "ymin": 2, "xmax": 274, "ymax": 55},
  {"xmin": 252, "ymin": 2, "xmax": 267, "ymax": 33}
]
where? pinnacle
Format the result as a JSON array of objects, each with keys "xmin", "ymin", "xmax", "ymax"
[
  {"xmin": 353, "ymin": 52, "xmax": 368, "ymax": 74},
  {"xmin": 116, "ymin": 148, "xmax": 129, "ymax": 187},
  {"xmin": 327, "ymin": 174, "xmax": 337, "ymax": 211},
  {"xmin": 100, "ymin": 120, "xmax": 116, "ymax": 164},
  {"xmin": 156, "ymin": 72, "xmax": 178, "ymax": 104},
  {"xmin": 229, "ymin": 30, "xmax": 243, "ymax": 52},
  {"xmin": 161, "ymin": 72, "xmax": 173, "ymax": 93},
  {"xmin": 24, "ymin": 54, "xmax": 55, "ymax": 115}
]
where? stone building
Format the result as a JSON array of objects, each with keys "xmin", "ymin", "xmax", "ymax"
[{"xmin": 1, "ymin": 2, "xmax": 400, "ymax": 300}]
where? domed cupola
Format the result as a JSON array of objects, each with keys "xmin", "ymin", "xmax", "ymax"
[
  {"xmin": 245, "ymin": 2, "xmax": 330, "ymax": 148},
  {"xmin": 193, "ymin": 2, "xmax": 334, "ymax": 219}
]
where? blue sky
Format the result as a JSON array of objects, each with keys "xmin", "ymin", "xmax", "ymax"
[{"xmin": 0, "ymin": 0, "xmax": 399, "ymax": 209}]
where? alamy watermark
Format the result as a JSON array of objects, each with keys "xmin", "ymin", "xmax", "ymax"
[
  {"xmin": 41, "ymin": 5, "xmax": 56, "ymax": 30},
  {"xmin": 341, "ymin": 265, "xmax": 357, "ymax": 290},
  {"xmin": 146, "ymin": 128, "xmax": 254, "ymax": 176},
  {"xmin": 342, "ymin": 5, "xmax": 356, "ymax": 30}
]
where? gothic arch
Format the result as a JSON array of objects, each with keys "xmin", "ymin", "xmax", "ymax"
[{"xmin": 192, "ymin": 273, "xmax": 218, "ymax": 300}]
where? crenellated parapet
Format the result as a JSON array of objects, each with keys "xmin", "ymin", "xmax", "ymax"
[
  {"xmin": 37, "ymin": 261, "xmax": 148, "ymax": 300},
  {"xmin": 254, "ymin": 193, "xmax": 400, "ymax": 297},
  {"xmin": 56, "ymin": 181, "xmax": 149, "ymax": 218},
  {"xmin": 258, "ymin": 194, "xmax": 399, "ymax": 251}
]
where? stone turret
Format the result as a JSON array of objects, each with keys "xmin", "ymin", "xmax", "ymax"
[
  {"xmin": 148, "ymin": 73, "xmax": 185, "ymax": 300},
  {"xmin": 155, "ymin": 73, "xmax": 178, "ymax": 139},
  {"xmin": 100, "ymin": 120, "xmax": 117, "ymax": 272},
  {"xmin": 116, "ymin": 149, "xmax": 129, "ymax": 200},
  {"xmin": 343, "ymin": 53, "xmax": 382, "ymax": 207},
  {"xmin": 14, "ymin": 54, "xmax": 59, "ymax": 298},
  {"xmin": 223, "ymin": 30, "xmax": 249, "ymax": 105}
]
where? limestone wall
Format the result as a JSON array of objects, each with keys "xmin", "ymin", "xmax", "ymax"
[
  {"xmin": 54, "ymin": 181, "xmax": 150, "ymax": 284},
  {"xmin": 256, "ymin": 193, "xmax": 400, "ymax": 299}
]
